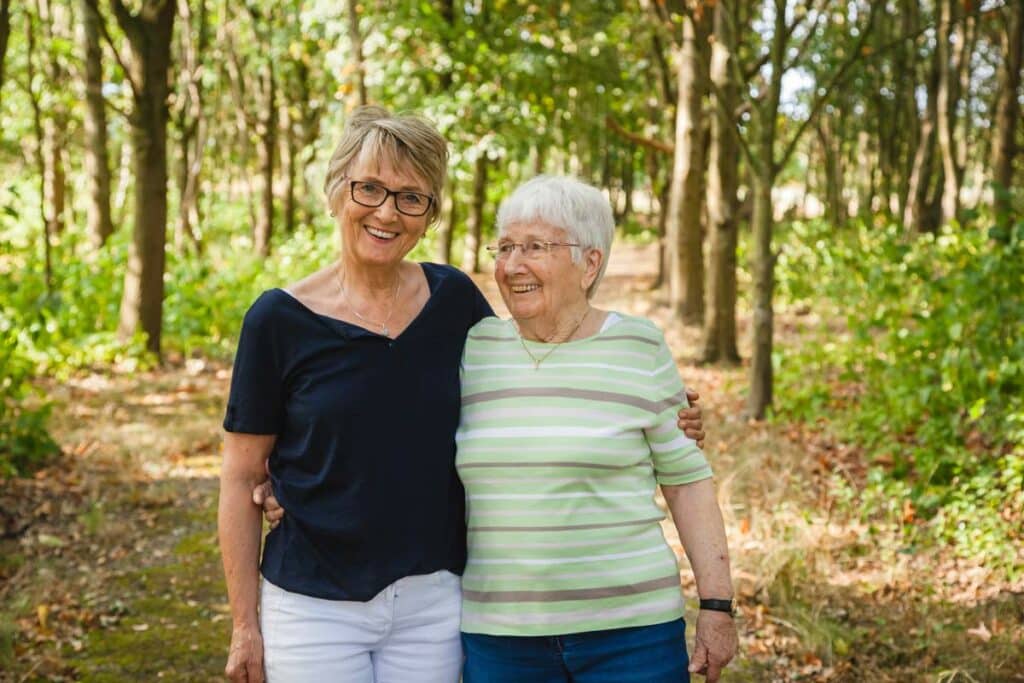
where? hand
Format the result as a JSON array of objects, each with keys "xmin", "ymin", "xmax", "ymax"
[
  {"xmin": 225, "ymin": 622, "xmax": 265, "ymax": 683},
  {"xmin": 252, "ymin": 481, "xmax": 284, "ymax": 529},
  {"xmin": 678, "ymin": 388, "xmax": 705, "ymax": 449},
  {"xmin": 688, "ymin": 610, "xmax": 737, "ymax": 682}
]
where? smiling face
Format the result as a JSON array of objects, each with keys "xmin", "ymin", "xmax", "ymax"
[
  {"xmin": 495, "ymin": 220, "xmax": 600, "ymax": 327},
  {"xmin": 335, "ymin": 154, "xmax": 430, "ymax": 271}
]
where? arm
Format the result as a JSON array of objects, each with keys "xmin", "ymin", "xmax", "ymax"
[
  {"xmin": 661, "ymin": 480, "xmax": 737, "ymax": 682},
  {"xmin": 219, "ymin": 431, "xmax": 276, "ymax": 683}
]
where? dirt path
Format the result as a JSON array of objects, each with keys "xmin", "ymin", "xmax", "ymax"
[{"xmin": 2, "ymin": 246, "xmax": 1021, "ymax": 681}]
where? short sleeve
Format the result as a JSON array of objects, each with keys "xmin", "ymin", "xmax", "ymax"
[
  {"xmin": 642, "ymin": 328, "xmax": 713, "ymax": 486},
  {"xmin": 223, "ymin": 292, "xmax": 286, "ymax": 434}
]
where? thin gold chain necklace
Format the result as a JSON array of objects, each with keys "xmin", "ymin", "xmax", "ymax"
[
  {"xmin": 516, "ymin": 309, "xmax": 589, "ymax": 370},
  {"xmin": 336, "ymin": 265, "xmax": 401, "ymax": 337}
]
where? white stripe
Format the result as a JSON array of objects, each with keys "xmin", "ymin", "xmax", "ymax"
[
  {"xmin": 462, "ymin": 362, "xmax": 660, "ymax": 377},
  {"xmin": 457, "ymin": 426, "xmax": 637, "ymax": 442},
  {"xmin": 466, "ymin": 544, "xmax": 669, "ymax": 565},
  {"xmin": 469, "ymin": 490, "xmax": 651, "ymax": 501},
  {"xmin": 460, "ymin": 475, "xmax": 643, "ymax": 486},
  {"xmin": 649, "ymin": 435, "xmax": 699, "ymax": 453},
  {"xmin": 470, "ymin": 532, "xmax": 662, "ymax": 550},
  {"xmin": 466, "ymin": 505, "xmax": 657, "ymax": 518},
  {"xmin": 460, "ymin": 405, "xmax": 644, "ymax": 426}
]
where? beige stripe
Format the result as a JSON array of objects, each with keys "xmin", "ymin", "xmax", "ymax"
[
  {"xmin": 594, "ymin": 334, "xmax": 660, "ymax": 347},
  {"xmin": 463, "ymin": 387, "xmax": 686, "ymax": 413},
  {"xmin": 461, "ymin": 574, "xmax": 680, "ymax": 604},
  {"xmin": 468, "ymin": 516, "xmax": 665, "ymax": 533}
]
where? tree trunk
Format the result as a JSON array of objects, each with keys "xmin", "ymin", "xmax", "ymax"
[
  {"xmin": 42, "ymin": 117, "xmax": 67, "ymax": 236},
  {"xmin": 746, "ymin": 0, "xmax": 785, "ymax": 420},
  {"xmin": 38, "ymin": 0, "xmax": 67, "ymax": 236},
  {"xmin": 816, "ymin": 116, "xmax": 846, "ymax": 225},
  {"xmin": 80, "ymin": 0, "xmax": 115, "ymax": 247},
  {"xmin": 702, "ymin": 0, "xmax": 740, "ymax": 365},
  {"xmin": 174, "ymin": 0, "xmax": 205, "ymax": 254},
  {"xmin": 895, "ymin": 0, "xmax": 921, "ymax": 219},
  {"xmin": 462, "ymin": 153, "xmax": 488, "ymax": 274},
  {"xmin": 991, "ymin": 0, "xmax": 1024, "ymax": 225},
  {"xmin": 281, "ymin": 101, "xmax": 297, "ymax": 235},
  {"xmin": 747, "ymin": 172, "xmax": 774, "ymax": 418},
  {"xmin": 904, "ymin": 39, "xmax": 942, "ymax": 234},
  {"xmin": 346, "ymin": 0, "xmax": 367, "ymax": 105},
  {"xmin": 435, "ymin": 177, "xmax": 456, "ymax": 265},
  {"xmin": 254, "ymin": 63, "xmax": 276, "ymax": 257},
  {"xmin": 24, "ymin": 7, "xmax": 52, "ymax": 292},
  {"xmin": 103, "ymin": 0, "xmax": 176, "ymax": 357},
  {"xmin": 936, "ymin": 0, "xmax": 965, "ymax": 224},
  {"xmin": 665, "ymin": 11, "xmax": 708, "ymax": 324},
  {"xmin": 0, "ymin": 0, "xmax": 12, "ymax": 105}
]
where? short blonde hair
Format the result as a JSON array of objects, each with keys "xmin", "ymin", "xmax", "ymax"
[{"xmin": 323, "ymin": 106, "xmax": 448, "ymax": 223}]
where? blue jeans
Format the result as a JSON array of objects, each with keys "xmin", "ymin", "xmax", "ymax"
[{"xmin": 461, "ymin": 618, "xmax": 689, "ymax": 683}]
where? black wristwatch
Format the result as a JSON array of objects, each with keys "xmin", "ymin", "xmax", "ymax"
[{"xmin": 698, "ymin": 598, "xmax": 735, "ymax": 616}]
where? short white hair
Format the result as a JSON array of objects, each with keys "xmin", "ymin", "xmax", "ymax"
[{"xmin": 496, "ymin": 175, "xmax": 614, "ymax": 298}]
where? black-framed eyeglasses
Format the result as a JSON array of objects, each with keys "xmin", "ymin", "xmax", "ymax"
[
  {"xmin": 348, "ymin": 180, "xmax": 434, "ymax": 217},
  {"xmin": 485, "ymin": 241, "xmax": 581, "ymax": 260}
]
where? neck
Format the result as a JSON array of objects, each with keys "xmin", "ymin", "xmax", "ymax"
[
  {"xmin": 518, "ymin": 302, "xmax": 591, "ymax": 343},
  {"xmin": 338, "ymin": 254, "xmax": 402, "ymax": 298}
]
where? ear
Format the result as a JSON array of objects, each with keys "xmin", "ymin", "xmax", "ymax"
[{"xmin": 581, "ymin": 248, "xmax": 603, "ymax": 292}]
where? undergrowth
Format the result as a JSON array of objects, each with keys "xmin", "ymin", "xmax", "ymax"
[{"xmin": 774, "ymin": 216, "xmax": 1024, "ymax": 578}]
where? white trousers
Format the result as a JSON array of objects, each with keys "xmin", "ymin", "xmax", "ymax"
[{"xmin": 260, "ymin": 571, "xmax": 463, "ymax": 683}]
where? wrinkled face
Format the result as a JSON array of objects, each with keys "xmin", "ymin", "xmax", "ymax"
[
  {"xmin": 335, "ymin": 156, "xmax": 430, "ymax": 270},
  {"xmin": 494, "ymin": 220, "xmax": 597, "ymax": 324}
]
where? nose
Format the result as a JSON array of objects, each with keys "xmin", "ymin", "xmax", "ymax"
[
  {"xmin": 502, "ymin": 247, "xmax": 530, "ymax": 272},
  {"xmin": 373, "ymin": 194, "xmax": 400, "ymax": 222}
]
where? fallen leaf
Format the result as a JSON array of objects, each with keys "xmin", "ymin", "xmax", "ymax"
[{"xmin": 967, "ymin": 621, "xmax": 991, "ymax": 642}]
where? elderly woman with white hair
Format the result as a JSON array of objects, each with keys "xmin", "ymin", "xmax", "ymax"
[{"xmin": 456, "ymin": 175, "xmax": 737, "ymax": 682}]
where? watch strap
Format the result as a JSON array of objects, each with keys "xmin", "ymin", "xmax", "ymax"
[{"xmin": 698, "ymin": 598, "xmax": 735, "ymax": 615}]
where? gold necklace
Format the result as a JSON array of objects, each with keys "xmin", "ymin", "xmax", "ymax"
[
  {"xmin": 516, "ymin": 309, "xmax": 589, "ymax": 370},
  {"xmin": 336, "ymin": 266, "xmax": 402, "ymax": 337}
]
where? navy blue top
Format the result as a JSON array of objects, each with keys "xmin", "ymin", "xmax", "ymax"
[{"xmin": 223, "ymin": 263, "xmax": 494, "ymax": 601}]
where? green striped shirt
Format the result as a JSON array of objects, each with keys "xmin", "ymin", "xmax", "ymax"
[{"xmin": 455, "ymin": 313, "xmax": 713, "ymax": 636}]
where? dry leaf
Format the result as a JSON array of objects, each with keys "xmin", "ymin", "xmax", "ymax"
[{"xmin": 966, "ymin": 621, "xmax": 992, "ymax": 642}]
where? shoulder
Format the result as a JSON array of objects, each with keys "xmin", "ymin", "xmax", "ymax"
[
  {"xmin": 603, "ymin": 313, "xmax": 666, "ymax": 346},
  {"xmin": 243, "ymin": 289, "xmax": 294, "ymax": 327},
  {"xmin": 421, "ymin": 262, "xmax": 479, "ymax": 292},
  {"xmin": 467, "ymin": 316, "xmax": 511, "ymax": 339}
]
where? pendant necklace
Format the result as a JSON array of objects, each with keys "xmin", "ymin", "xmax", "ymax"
[
  {"xmin": 336, "ymin": 265, "xmax": 401, "ymax": 337},
  {"xmin": 516, "ymin": 308, "xmax": 589, "ymax": 370}
]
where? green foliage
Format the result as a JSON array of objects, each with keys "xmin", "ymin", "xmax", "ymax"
[
  {"xmin": 0, "ymin": 315, "xmax": 59, "ymax": 477},
  {"xmin": 775, "ymin": 218, "xmax": 1024, "ymax": 573}
]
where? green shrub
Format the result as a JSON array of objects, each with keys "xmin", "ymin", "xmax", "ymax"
[{"xmin": 774, "ymin": 217, "xmax": 1024, "ymax": 572}]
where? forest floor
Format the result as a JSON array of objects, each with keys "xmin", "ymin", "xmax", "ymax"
[{"xmin": 1, "ymin": 244, "xmax": 1022, "ymax": 682}]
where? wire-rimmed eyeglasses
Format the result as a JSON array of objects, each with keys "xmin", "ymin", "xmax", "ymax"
[
  {"xmin": 348, "ymin": 180, "xmax": 434, "ymax": 217},
  {"xmin": 485, "ymin": 241, "xmax": 581, "ymax": 260}
]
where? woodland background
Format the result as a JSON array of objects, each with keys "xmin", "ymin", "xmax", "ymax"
[{"xmin": 0, "ymin": 0, "xmax": 1022, "ymax": 680}]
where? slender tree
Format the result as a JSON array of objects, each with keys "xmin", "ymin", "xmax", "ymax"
[
  {"xmin": 664, "ymin": 6, "xmax": 710, "ymax": 325},
  {"xmin": 80, "ymin": 0, "xmax": 115, "ymax": 247},
  {"xmin": 86, "ymin": 0, "xmax": 177, "ymax": 355},
  {"xmin": 0, "ymin": 0, "xmax": 12, "ymax": 103},
  {"xmin": 701, "ymin": 0, "xmax": 740, "ymax": 364},
  {"xmin": 991, "ymin": 0, "xmax": 1024, "ymax": 226}
]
